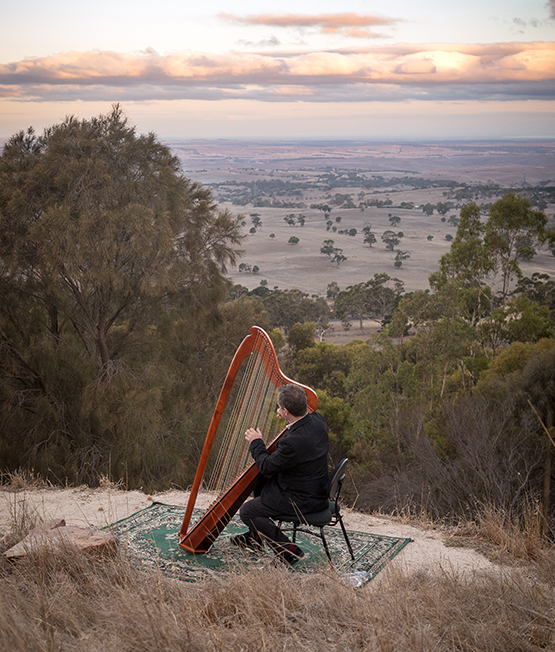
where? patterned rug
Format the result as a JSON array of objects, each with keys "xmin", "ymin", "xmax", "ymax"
[{"xmin": 106, "ymin": 502, "xmax": 411, "ymax": 586}]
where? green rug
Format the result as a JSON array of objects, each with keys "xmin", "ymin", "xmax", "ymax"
[{"xmin": 106, "ymin": 502, "xmax": 411, "ymax": 585}]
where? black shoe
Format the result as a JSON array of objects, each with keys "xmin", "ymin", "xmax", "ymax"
[
  {"xmin": 230, "ymin": 531, "xmax": 264, "ymax": 552},
  {"xmin": 275, "ymin": 543, "xmax": 304, "ymax": 567}
]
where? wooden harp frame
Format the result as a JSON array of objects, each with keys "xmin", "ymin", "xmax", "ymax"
[{"xmin": 179, "ymin": 326, "xmax": 318, "ymax": 554}]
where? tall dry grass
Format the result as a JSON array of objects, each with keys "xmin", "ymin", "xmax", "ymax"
[{"xmin": 1, "ymin": 497, "xmax": 555, "ymax": 651}]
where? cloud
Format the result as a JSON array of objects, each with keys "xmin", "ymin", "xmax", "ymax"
[
  {"xmin": 548, "ymin": 1, "xmax": 555, "ymax": 20},
  {"xmin": 1, "ymin": 42, "xmax": 554, "ymax": 104},
  {"xmin": 219, "ymin": 12, "xmax": 399, "ymax": 38},
  {"xmin": 237, "ymin": 36, "xmax": 281, "ymax": 48}
]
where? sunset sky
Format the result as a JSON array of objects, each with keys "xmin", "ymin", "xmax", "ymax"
[{"xmin": 1, "ymin": 0, "xmax": 554, "ymax": 140}]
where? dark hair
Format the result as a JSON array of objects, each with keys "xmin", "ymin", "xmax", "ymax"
[{"xmin": 278, "ymin": 384, "xmax": 307, "ymax": 417}]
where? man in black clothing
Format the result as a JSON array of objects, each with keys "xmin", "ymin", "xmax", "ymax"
[{"xmin": 230, "ymin": 384, "xmax": 330, "ymax": 566}]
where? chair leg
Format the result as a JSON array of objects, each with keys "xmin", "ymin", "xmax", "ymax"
[
  {"xmin": 319, "ymin": 528, "xmax": 333, "ymax": 563},
  {"xmin": 338, "ymin": 516, "xmax": 355, "ymax": 560}
]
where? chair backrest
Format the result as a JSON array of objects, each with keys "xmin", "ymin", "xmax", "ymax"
[{"xmin": 328, "ymin": 458, "xmax": 348, "ymax": 501}]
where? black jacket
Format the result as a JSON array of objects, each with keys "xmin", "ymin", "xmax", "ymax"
[{"xmin": 249, "ymin": 411, "xmax": 330, "ymax": 515}]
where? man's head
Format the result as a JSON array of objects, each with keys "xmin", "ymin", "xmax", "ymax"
[{"xmin": 277, "ymin": 384, "xmax": 307, "ymax": 418}]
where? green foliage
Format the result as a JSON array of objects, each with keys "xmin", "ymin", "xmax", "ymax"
[
  {"xmin": 479, "ymin": 296, "xmax": 554, "ymax": 353},
  {"xmin": 287, "ymin": 322, "xmax": 316, "ymax": 354},
  {"xmin": 381, "ymin": 230, "xmax": 400, "ymax": 250},
  {"xmin": 326, "ymin": 281, "xmax": 340, "ymax": 299},
  {"xmin": 320, "ymin": 239, "xmax": 346, "ymax": 267},
  {"xmin": 485, "ymin": 193, "xmax": 550, "ymax": 302},
  {"xmin": 395, "ymin": 250, "xmax": 409, "ymax": 267},
  {"xmin": 259, "ymin": 288, "xmax": 329, "ymax": 334},
  {"xmin": 476, "ymin": 338, "xmax": 555, "ymax": 391},
  {"xmin": 0, "ymin": 107, "xmax": 245, "ymax": 488},
  {"xmin": 314, "ymin": 389, "xmax": 351, "ymax": 444},
  {"xmin": 389, "ymin": 215, "xmax": 401, "ymax": 226},
  {"xmin": 334, "ymin": 274, "xmax": 404, "ymax": 329},
  {"xmin": 288, "ymin": 341, "xmax": 356, "ymax": 399},
  {"xmin": 268, "ymin": 327, "xmax": 286, "ymax": 354},
  {"xmin": 363, "ymin": 231, "xmax": 377, "ymax": 246},
  {"xmin": 512, "ymin": 273, "xmax": 555, "ymax": 310}
]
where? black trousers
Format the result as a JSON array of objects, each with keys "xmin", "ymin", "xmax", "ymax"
[{"xmin": 239, "ymin": 497, "xmax": 293, "ymax": 552}]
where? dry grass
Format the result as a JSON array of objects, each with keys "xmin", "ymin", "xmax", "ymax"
[
  {"xmin": 0, "ymin": 468, "xmax": 53, "ymax": 492},
  {"xmin": 1, "ymin": 498, "xmax": 555, "ymax": 651},
  {"xmin": 442, "ymin": 500, "xmax": 554, "ymax": 569}
]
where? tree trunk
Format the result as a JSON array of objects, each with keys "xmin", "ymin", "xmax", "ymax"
[{"xmin": 543, "ymin": 408, "xmax": 553, "ymax": 533}]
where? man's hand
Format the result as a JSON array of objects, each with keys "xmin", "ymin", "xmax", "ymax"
[{"xmin": 245, "ymin": 427, "xmax": 263, "ymax": 443}]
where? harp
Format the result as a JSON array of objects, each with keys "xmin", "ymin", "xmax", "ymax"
[{"xmin": 179, "ymin": 326, "xmax": 318, "ymax": 553}]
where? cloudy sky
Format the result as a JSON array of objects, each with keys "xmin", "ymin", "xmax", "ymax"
[{"xmin": 1, "ymin": 0, "xmax": 554, "ymax": 140}]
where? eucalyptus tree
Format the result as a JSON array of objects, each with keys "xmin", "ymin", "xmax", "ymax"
[
  {"xmin": 260, "ymin": 288, "xmax": 329, "ymax": 334},
  {"xmin": 429, "ymin": 202, "xmax": 493, "ymax": 327},
  {"xmin": 381, "ymin": 230, "xmax": 401, "ymax": 250},
  {"xmin": 363, "ymin": 231, "xmax": 377, "ymax": 247},
  {"xmin": 334, "ymin": 273, "xmax": 404, "ymax": 330},
  {"xmin": 485, "ymin": 192, "xmax": 552, "ymax": 304}
]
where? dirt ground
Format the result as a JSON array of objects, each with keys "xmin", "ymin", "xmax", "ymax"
[{"xmin": 0, "ymin": 486, "xmax": 495, "ymax": 584}]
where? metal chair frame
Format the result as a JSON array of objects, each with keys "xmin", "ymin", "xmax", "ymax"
[{"xmin": 278, "ymin": 458, "xmax": 355, "ymax": 563}]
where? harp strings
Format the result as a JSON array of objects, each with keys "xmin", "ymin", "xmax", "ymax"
[{"xmin": 207, "ymin": 333, "xmax": 281, "ymax": 493}]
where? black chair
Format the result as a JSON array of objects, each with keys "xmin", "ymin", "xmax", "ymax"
[{"xmin": 278, "ymin": 458, "xmax": 355, "ymax": 563}]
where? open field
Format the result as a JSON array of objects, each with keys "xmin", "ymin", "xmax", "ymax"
[{"xmin": 170, "ymin": 140, "xmax": 555, "ymax": 297}]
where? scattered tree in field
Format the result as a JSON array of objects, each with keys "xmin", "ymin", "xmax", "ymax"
[
  {"xmin": 364, "ymin": 231, "xmax": 377, "ymax": 247},
  {"xmin": 288, "ymin": 236, "xmax": 300, "ymax": 245},
  {"xmin": 320, "ymin": 240, "xmax": 347, "ymax": 267},
  {"xmin": 394, "ymin": 250, "xmax": 410, "ymax": 268},
  {"xmin": 389, "ymin": 215, "xmax": 401, "ymax": 227},
  {"xmin": 422, "ymin": 203, "xmax": 435, "ymax": 216},
  {"xmin": 321, "ymin": 239, "xmax": 336, "ymax": 258},
  {"xmin": 332, "ymin": 250, "xmax": 347, "ymax": 267},
  {"xmin": 327, "ymin": 281, "xmax": 340, "ymax": 299},
  {"xmin": 436, "ymin": 201, "xmax": 454, "ymax": 215},
  {"xmin": 382, "ymin": 230, "xmax": 401, "ymax": 250}
]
